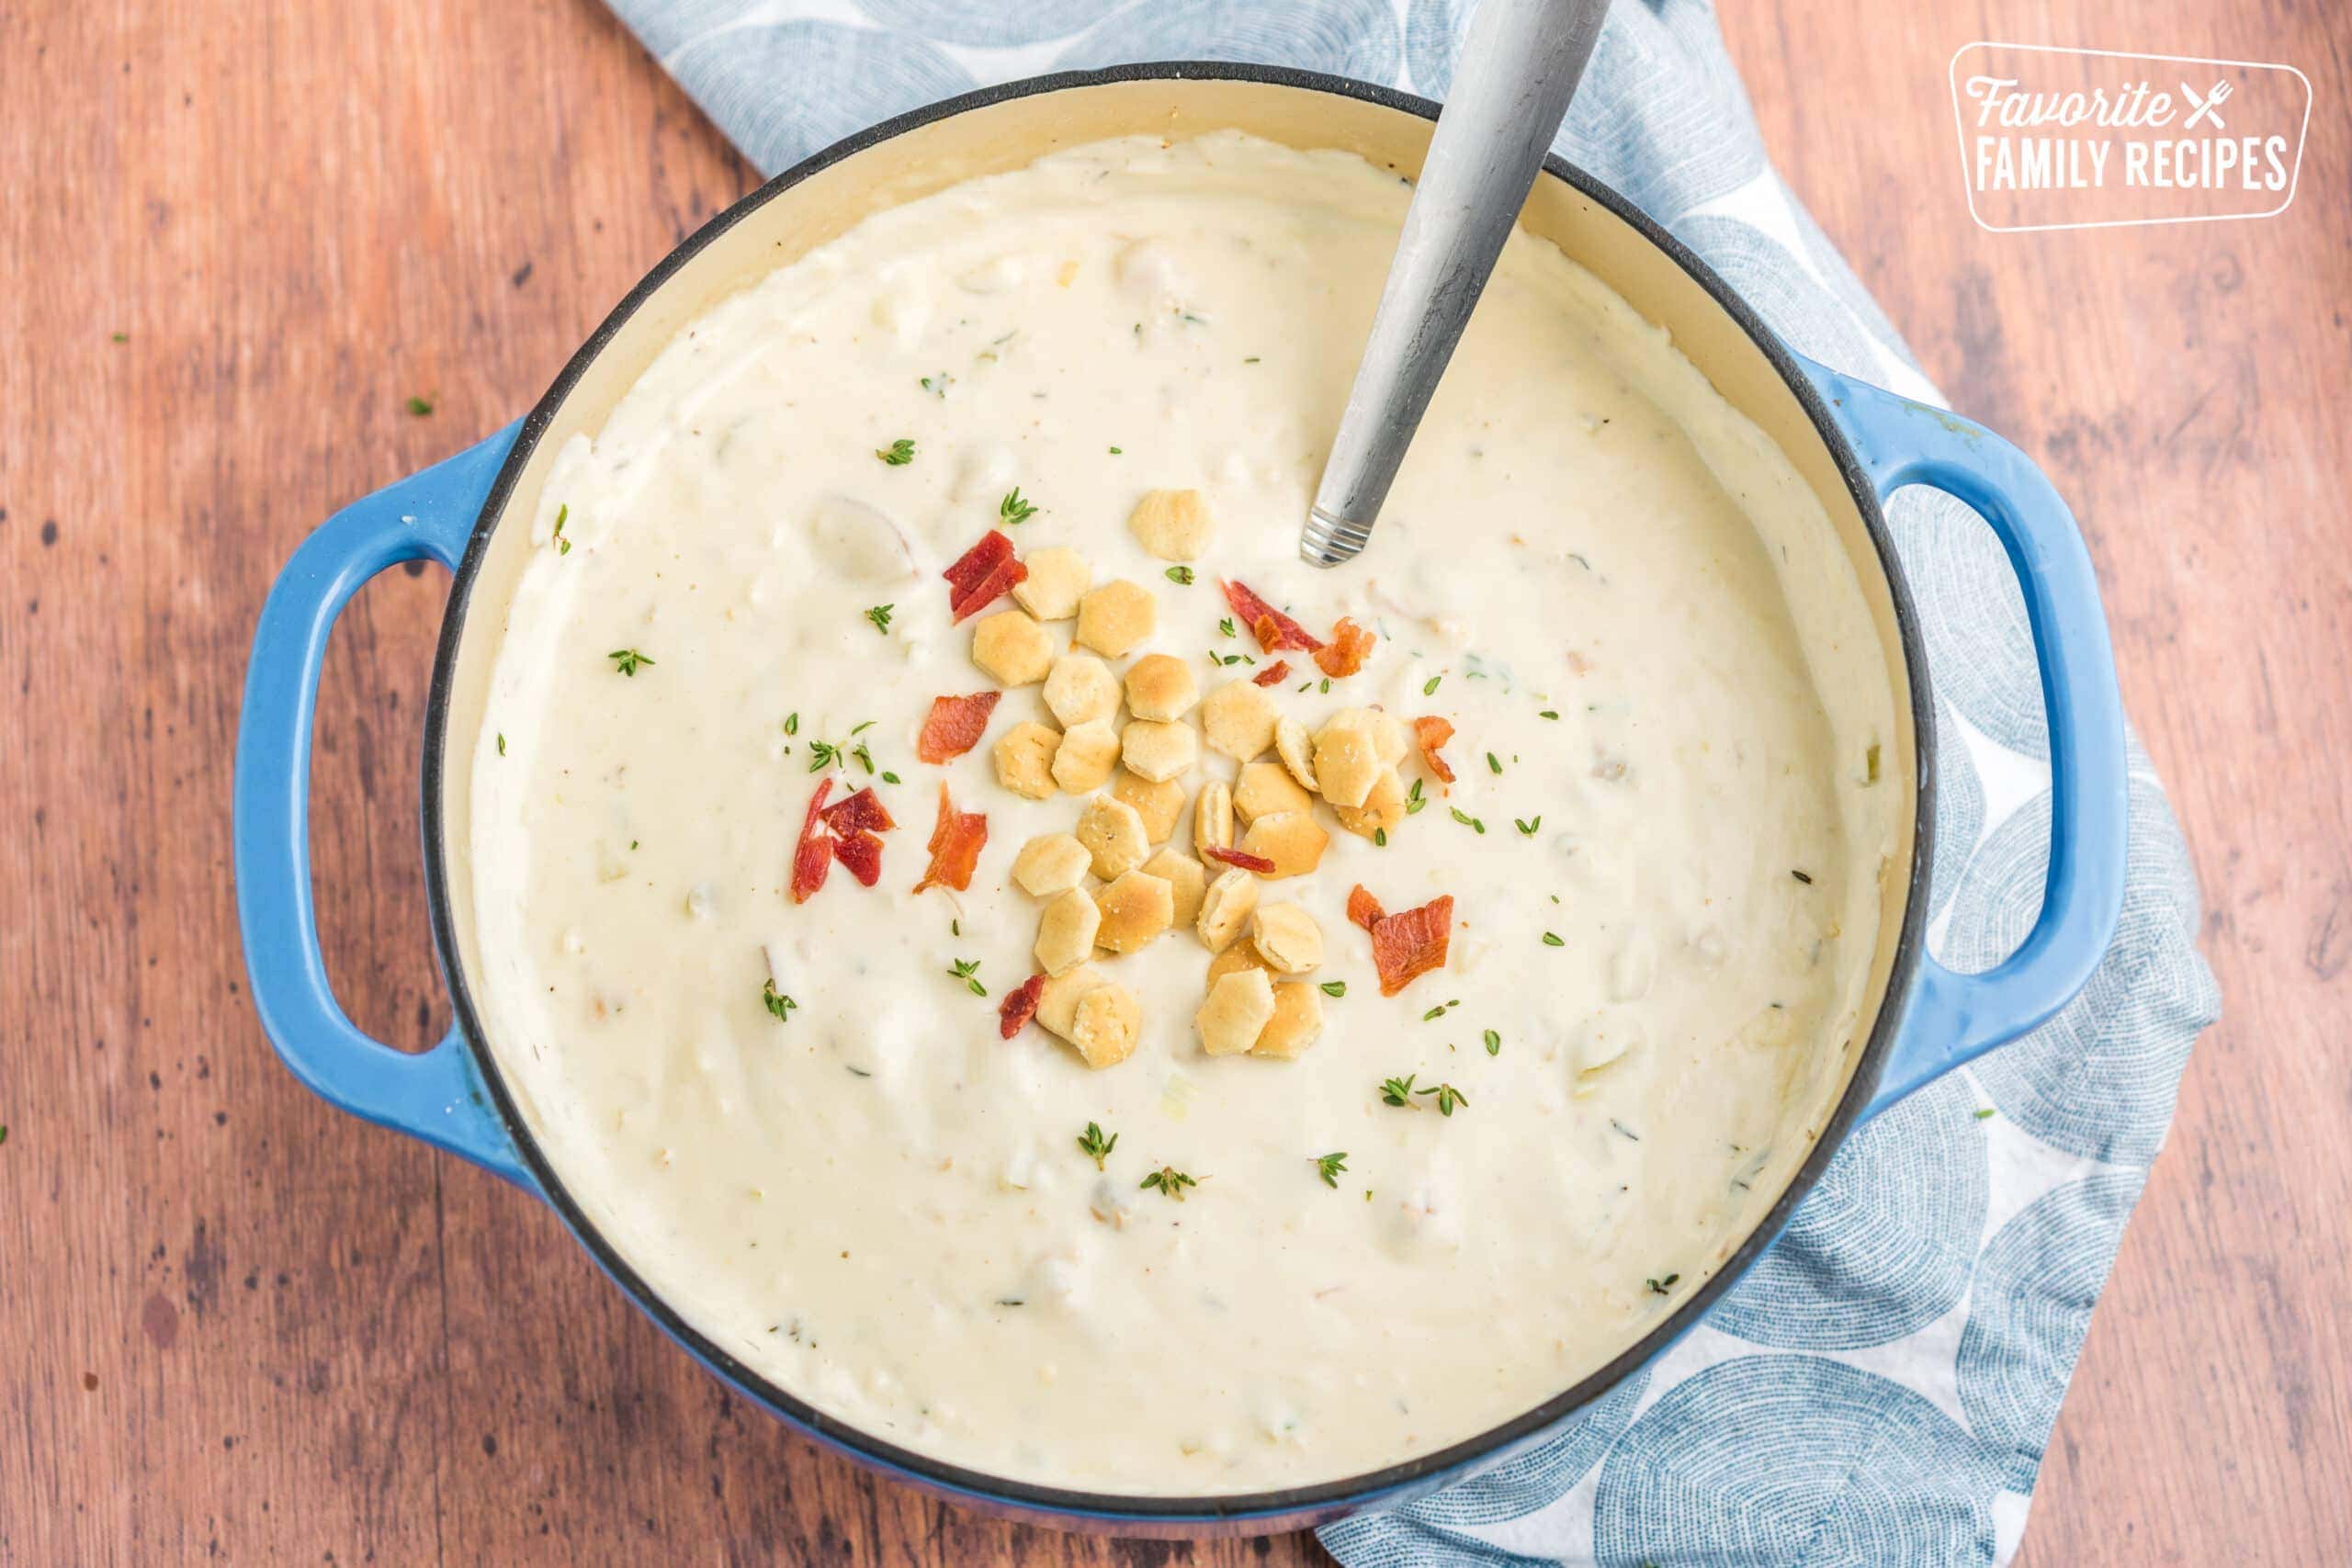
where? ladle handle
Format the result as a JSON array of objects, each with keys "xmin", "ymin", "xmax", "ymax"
[{"xmin": 1304, "ymin": 0, "xmax": 1610, "ymax": 567}]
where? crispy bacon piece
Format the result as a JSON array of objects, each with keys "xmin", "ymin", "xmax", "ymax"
[
  {"xmin": 1203, "ymin": 845, "xmax": 1277, "ymax": 874},
  {"xmin": 820, "ymin": 786, "xmax": 897, "ymax": 838},
  {"xmin": 916, "ymin": 691, "xmax": 1001, "ymax": 763},
  {"xmin": 832, "ymin": 831, "xmax": 886, "ymax": 887},
  {"xmin": 1347, "ymin": 884, "xmax": 1385, "ymax": 932},
  {"xmin": 788, "ymin": 778, "xmax": 836, "ymax": 904},
  {"xmin": 943, "ymin": 529, "xmax": 1027, "ymax": 623},
  {"xmin": 1251, "ymin": 660, "xmax": 1293, "ymax": 688},
  {"xmin": 998, "ymin": 973, "xmax": 1046, "ymax": 1040},
  {"xmin": 1367, "ymin": 894, "xmax": 1454, "ymax": 998},
  {"xmin": 914, "ymin": 784, "xmax": 989, "ymax": 894},
  {"xmin": 1411, "ymin": 715, "xmax": 1458, "ymax": 785},
  {"xmin": 1312, "ymin": 617, "xmax": 1376, "ymax": 680},
  {"xmin": 1221, "ymin": 579, "xmax": 1325, "ymax": 654}
]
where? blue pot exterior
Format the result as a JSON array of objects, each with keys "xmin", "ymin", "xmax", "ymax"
[{"xmin": 230, "ymin": 64, "xmax": 2127, "ymax": 1537}]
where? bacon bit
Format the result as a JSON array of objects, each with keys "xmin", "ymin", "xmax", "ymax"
[
  {"xmin": 788, "ymin": 778, "xmax": 836, "ymax": 904},
  {"xmin": 1221, "ymin": 579, "xmax": 1325, "ymax": 653},
  {"xmin": 1312, "ymin": 617, "xmax": 1376, "ymax": 679},
  {"xmin": 832, "ymin": 831, "xmax": 886, "ymax": 887},
  {"xmin": 943, "ymin": 529, "xmax": 1027, "ymax": 623},
  {"xmin": 1411, "ymin": 715, "xmax": 1458, "ymax": 785},
  {"xmin": 1347, "ymin": 884, "xmax": 1385, "ymax": 932},
  {"xmin": 915, "ymin": 784, "xmax": 989, "ymax": 894},
  {"xmin": 916, "ymin": 692, "xmax": 1001, "ymax": 763},
  {"xmin": 1203, "ymin": 845, "xmax": 1277, "ymax": 874},
  {"xmin": 1368, "ymin": 894, "xmax": 1454, "ymax": 998},
  {"xmin": 998, "ymin": 973, "xmax": 1046, "ymax": 1040},
  {"xmin": 820, "ymin": 786, "xmax": 897, "ymax": 838},
  {"xmin": 1251, "ymin": 660, "xmax": 1293, "ymax": 688}
]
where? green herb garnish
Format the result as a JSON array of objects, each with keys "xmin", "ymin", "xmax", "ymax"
[
  {"xmin": 784, "ymin": 712, "xmax": 799, "ymax": 735},
  {"xmin": 1538, "ymin": 709, "xmax": 1560, "ymax": 720},
  {"xmin": 1379, "ymin": 1075, "xmax": 1419, "ymax": 1108},
  {"xmin": 1319, "ymin": 980, "xmax": 1347, "ymax": 998},
  {"xmin": 1483, "ymin": 1029, "xmax": 1501, "ymax": 1056},
  {"xmin": 1974, "ymin": 1107, "xmax": 1997, "ymax": 1121},
  {"xmin": 1487, "ymin": 752, "xmax": 1503, "ymax": 774},
  {"xmin": 607, "ymin": 648, "xmax": 653, "ymax": 677},
  {"xmin": 999, "ymin": 487, "xmax": 1037, "ymax": 525},
  {"xmin": 921, "ymin": 373, "xmax": 952, "ymax": 397},
  {"xmin": 875, "ymin": 437, "xmax": 916, "ymax": 466},
  {"xmin": 1514, "ymin": 816, "xmax": 1542, "ymax": 836},
  {"xmin": 1542, "ymin": 931, "xmax": 1565, "ymax": 947},
  {"xmin": 406, "ymin": 395, "xmax": 435, "ymax": 416},
  {"xmin": 948, "ymin": 957, "xmax": 987, "ymax": 998},
  {"xmin": 1078, "ymin": 1122, "xmax": 1118, "ymax": 1169},
  {"xmin": 495, "ymin": 733, "xmax": 505, "ymax": 756},
  {"xmin": 1314, "ymin": 1152, "xmax": 1349, "ymax": 1188},
  {"xmin": 864, "ymin": 604, "xmax": 894, "ymax": 635},
  {"xmin": 1420, "ymin": 1082, "xmax": 1469, "ymax": 1116},
  {"xmin": 553, "ymin": 502, "xmax": 571, "ymax": 555},
  {"xmin": 1423, "ymin": 674, "xmax": 1442, "ymax": 696},
  {"xmin": 1165, "ymin": 565, "xmax": 1195, "ymax": 585},
  {"xmin": 761, "ymin": 979, "xmax": 797, "ymax": 1021},
  {"xmin": 1645, "ymin": 1273, "xmax": 1681, "ymax": 1296},
  {"xmin": 1792, "ymin": 868, "xmax": 1814, "ymax": 886},
  {"xmin": 1405, "ymin": 779, "xmax": 1428, "ymax": 816},
  {"xmin": 1450, "ymin": 807, "xmax": 1485, "ymax": 834},
  {"xmin": 1140, "ymin": 1166, "xmax": 1198, "ymax": 1201}
]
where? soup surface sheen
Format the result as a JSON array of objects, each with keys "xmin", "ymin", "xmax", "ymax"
[{"xmin": 469, "ymin": 130, "xmax": 1897, "ymax": 1495}]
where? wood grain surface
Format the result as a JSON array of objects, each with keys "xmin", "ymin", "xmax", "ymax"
[{"xmin": 2, "ymin": 0, "xmax": 2343, "ymax": 1562}]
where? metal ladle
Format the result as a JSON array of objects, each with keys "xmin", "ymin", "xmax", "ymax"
[{"xmin": 1301, "ymin": 0, "xmax": 1611, "ymax": 568}]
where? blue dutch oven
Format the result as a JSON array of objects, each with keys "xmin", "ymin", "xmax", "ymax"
[{"xmin": 232, "ymin": 65, "xmax": 2127, "ymax": 1536}]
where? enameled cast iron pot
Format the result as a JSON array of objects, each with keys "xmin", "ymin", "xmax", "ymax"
[{"xmin": 232, "ymin": 64, "xmax": 2129, "ymax": 1536}]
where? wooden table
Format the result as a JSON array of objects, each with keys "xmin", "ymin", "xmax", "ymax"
[{"xmin": 4, "ymin": 1, "xmax": 2344, "ymax": 1561}]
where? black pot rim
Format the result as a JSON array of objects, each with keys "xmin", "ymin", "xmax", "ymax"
[{"xmin": 419, "ymin": 60, "xmax": 1936, "ymax": 1525}]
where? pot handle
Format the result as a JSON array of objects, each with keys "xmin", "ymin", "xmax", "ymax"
[
  {"xmin": 232, "ymin": 425, "xmax": 535, "ymax": 1187},
  {"xmin": 1798, "ymin": 361, "xmax": 2129, "ymax": 1119}
]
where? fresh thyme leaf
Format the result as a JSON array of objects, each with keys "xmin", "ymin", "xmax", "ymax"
[
  {"xmin": 864, "ymin": 604, "xmax": 894, "ymax": 635},
  {"xmin": 1538, "ymin": 709, "xmax": 1560, "ymax": 720},
  {"xmin": 806, "ymin": 739, "xmax": 841, "ymax": 773},
  {"xmin": 607, "ymin": 648, "xmax": 653, "ymax": 677},
  {"xmin": 1514, "ymin": 816, "xmax": 1542, "ymax": 836},
  {"xmin": 1165, "ymin": 565, "xmax": 1195, "ymax": 585},
  {"xmin": 999, "ymin": 487, "xmax": 1038, "ymax": 525},
  {"xmin": 109, "ymin": 332, "xmax": 128, "ymax": 344},
  {"xmin": 1866, "ymin": 742, "xmax": 1883, "ymax": 784},
  {"xmin": 406, "ymin": 395, "xmax": 435, "ymax": 416},
  {"xmin": 1645, "ymin": 1272, "xmax": 1681, "ymax": 1296},
  {"xmin": 1243, "ymin": 355, "xmax": 1261, "ymax": 364},
  {"xmin": 948, "ymin": 957, "xmax": 987, "ymax": 998},
  {"xmin": 1487, "ymin": 752, "xmax": 1503, "ymax": 774},
  {"xmin": 1077, "ymin": 1122, "xmax": 1118, "ymax": 1169},
  {"xmin": 1108, "ymin": 446, "xmax": 1123, "ymax": 455},
  {"xmin": 1973, "ymin": 1107, "xmax": 1997, "ymax": 1121},
  {"xmin": 1314, "ymin": 1152, "xmax": 1348, "ymax": 1188},
  {"xmin": 761, "ymin": 979, "xmax": 797, "ymax": 1021},
  {"xmin": 1318, "ymin": 677, "xmax": 1331, "ymax": 694},
  {"xmin": 851, "ymin": 741, "xmax": 876, "ymax": 774},
  {"xmin": 1379, "ymin": 1074, "xmax": 1419, "ymax": 1108},
  {"xmin": 1218, "ymin": 617, "xmax": 1236, "ymax": 638},
  {"xmin": 851, "ymin": 720, "xmax": 876, "ymax": 735},
  {"xmin": 1139, "ymin": 1166, "xmax": 1198, "ymax": 1201},
  {"xmin": 881, "ymin": 771, "xmax": 900, "ymax": 784},
  {"xmin": 784, "ymin": 712, "xmax": 799, "ymax": 736},
  {"xmin": 1421, "ymin": 1000, "xmax": 1458, "ymax": 1022},
  {"xmin": 1319, "ymin": 980, "xmax": 1347, "ymax": 998},
  {"xmin": 1423, "ymin": 674, "xmax": 1442, "ymax": 696},
  {"xmin": 1405, "ymin": 779, "xmax": 1427, "ymax": 816},
  {"xmin": 553, "ymin": 502, "xmax": 571, "ymax": 555},
  {"xmin": 1483, "ymin": 1029, "xmax": 1501, "ymax": 1056},
  {"xmin": 495, "ymin": 733, "xmax": 505, "ymax": 756},
  {"xmin": 1450, "ymin": 807, "xmax": 1486, "ymax": 834},
  {"xmin": 1419, "ymin": 1082, "xmax": 1468, "ymax": 1116},
  {"xmin": 921, "ymin": 372, "xmax": 952, "ymax": 398},
  {"xmin": 1542, "ymin": 931, "xmax": 1565, "ymax": 947},
  {"xmin": 875, "ymin": 437, "xmax": 916, "ymax": 466},
  {"xmin": 1374, "ymin": 827, "xmax": 1387, "ymax": 847}
]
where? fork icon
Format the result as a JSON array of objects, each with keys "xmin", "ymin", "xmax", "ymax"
[{"xmin": 2181, "ymin": 78, "xmax": 2233, "ymax": 130}]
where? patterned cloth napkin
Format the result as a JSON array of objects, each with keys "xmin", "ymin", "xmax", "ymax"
[{"xmin": 598, "ymin": 2, "xmax": 2222, "ymax": 1561}]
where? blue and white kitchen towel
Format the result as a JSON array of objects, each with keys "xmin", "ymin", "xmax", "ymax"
[{"xmin": 599, "ymin": 2, "xmax": 2222, "ymax": 1561}]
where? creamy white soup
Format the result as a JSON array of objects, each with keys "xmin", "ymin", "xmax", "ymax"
[{"xmin": 467, "ymin": 130, "xmax": 1898, "ymax": 1495}]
